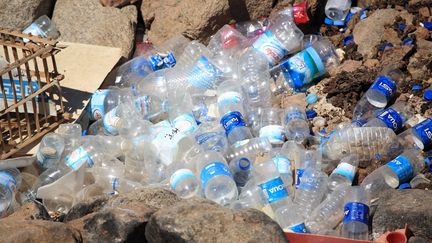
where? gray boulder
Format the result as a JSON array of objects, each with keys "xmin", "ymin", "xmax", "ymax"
[{"xmin": 0, "ymin": 0, "xmax": 55, "ymax": 29}]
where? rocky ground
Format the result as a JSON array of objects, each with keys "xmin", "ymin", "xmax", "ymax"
[{"xmin": 0, "ymin": 0, "xmax": 432, "ymax": 242}]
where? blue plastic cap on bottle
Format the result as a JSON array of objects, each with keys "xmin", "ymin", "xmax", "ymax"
[
  {"xmin": 422, "ymin": 22, "xmax": 432, "ymax": 31},
  {"xmin": 412, "ymin": 85, "xmax": 422, "ymax": 91},
  {"xmin": 402, "ymin": 38, "xmax": 414, "ymax": 46},
  {"xmin": 343, "ymin": 36, "xmax": 354, "ymax": 45},
  {"xmin": 398, "ymin": 183, "xmax": 411, "ymax": 189},
  {"xmin": 424, "ymin": 90, "xmax": 432, "ymax": 101},
  {"xmin": 306, "ymin": 109, "xmax": 317, "ymax": 119},
  {"xmin": 425, "ymin": 156, "xmax": 432, "ymax": 173},
  {"xmin": 398, "ymin": 23, "xmax": 406, "ymax": 31},
  {"xmin": 82, "ymin": 130, "xmax": 87, "ymax": 136},
  {"xmin": 306, "ymin": 93, "xmax": 318, "ymax": 104},
  {"xmin": 379, "ymin": 42, "xmax": 393, "ymax": 52}
]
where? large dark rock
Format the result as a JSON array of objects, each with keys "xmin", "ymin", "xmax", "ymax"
[
  {"xmin": 408, "ymin": 40, "xmax": 432, "ymax": 80},
  {"xmin": 372, "ymin": 189, "xmax": 432, "ymax": 241},
  {"xmin": 64, "ymin": 195, "xmax": 110, "ymax": 222},
  {"xmin": 0, "ymin": 219, "xmax": 82, "ymax": 243},
  {"xmin": 0, "ymin": 0, "xmax": 55, "ymax": 29},
  {"xmin": 52, "ymin": 0, "xmax": 137, "ymax": 58},
  {"xmin": 9, "ymin": 201, "xmax": 51, "ymax": 221},
  {"xmin": 145, "ymin": 198, "xmax": 288, "ymax": 243},
  {"xmin": 229, "ymin": 0, "xmax": 273, "ymax": 22}
]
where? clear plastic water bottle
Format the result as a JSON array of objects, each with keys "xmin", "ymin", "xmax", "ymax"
[
  {"xmin": 225, "ymin": 137, "xmax": 272, "ymax": 161},
  {"xmin": 294, "ymin": 167, "xmax": 328, "ymax": 217},
  {"xmin": 23, "ymin": 15, "xmax": 60, "ymax": 40},
  {"xmin": 275, "ymin": 201, "xmax": 308, "ymax": 233},
  {"xmin": 325, "ymin": 0, "xmax": 352, "ymax": 21},
  {"xmin": 283, "ymin": 105, "xmax": 310, "ymax": 143},
  {"xmin": 353, "ymin": 69, "xmax": 404, "ymax": 121},
  {"xmin": 305, "ymin": 184, "xmax": 351, "ymax": 234},
  {"xmin": 229, "ymin": 156, "xmax": 253, "ymax": 188},
  {"xmin": 36, "ymin": 133, "xmax": 65, "ymax": 169},
  {"xmin": 230, "ymin": 179, "xmax": 266, "ymax": 210},
  {"xmin": 0, "ymin": 168, "xmax": 21, "ymax": 218},
  {"xmin": 397, "ymin": 118, "xmax": 432, "ymax": 151},
  {"xmin": 57, "ymin": 123, "xmax": 82, "ymax": 151},
  {"xmin": 342, "ymin": 186, "xmax": 370, "ymax": 240},
  {"xmin": 88, "ymin": 88, "xmax": 132, "ymax": 121},
  {"xmin": 194, "ymin": 121, "xmax": 228, "ymax": 154},
  {"xmin": 208, "ymin": 25, "xmax": 248, "ymax": 57},
  {"xmin": 272, "ymin": 38, "xmax": 338, "ymax": 91},
  {"xmin": 361, "ymin": 149, "xmax": 425, "ymax": 200},
  {"xmin": 169, "ymin": 168, "xmax": 200, "ymax": 199},
  {"xmin": 295, "ymin": 149, "xmax": 320, "ymax": 189},
  {"xmin": 217, "ymin": 80, "xmax": 253, "ymax": 145},
  {"xmin": 256, "ymin": 108, "xmax": 285, "ymax": 146},
  {"xmin": 328, "ymin": 155, "xmax": 359, "ymax": 191},
  {"xmin": 196, "ymin": 151, "xmax": 238, "ymax": 205},
  {"xmin": 363, "ymin": 101, "xmax": 414, "ymax": 133},
  {"xmin": 252, "ymin": 14, "xmax": 304, "ymax": 66},
  {"xmin": 271, "ymin": 149, "xmax": 294, "ymax": 192},
  {"xmin": 270, "ymin": 2, "xmax": 310, "ymax": 25},
  {"xmin": 169, "ymin": 93, "xmax": 198, "ymax": 135}
]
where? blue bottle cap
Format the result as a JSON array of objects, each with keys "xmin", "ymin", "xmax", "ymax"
[
  {"xmin": 424, "ymin": 90, "xmax": 432, "ymax": 101},
  {"xmin": 379, "ymin": 42, "xmax": 394, "ymax": 52},
  {"xmin": 306, "ymin": 109, "xmax": 317, "ymax": 119},
  {"xmin": 343, "ymin": 35, "xmax": 354, "ymax": 45},
  {"xmin": 398, "ymin": 183, "xmax": 411, "ymax": 189},
  {"xmin": 425, "ymin": 156, "xmax": 432, "ymax": 173},
  {"xmin": 412, "ymin": 85, "xmax": 422, "ymax": 91},
  {"xmin": 360, "ymin": 8, "xmax": 368, "ymax": 20},
  {"xmin": 306, "ymin": 93, "xmax": 318, "ymax": 104},
  {"xmin": 324, "ymin": 17, "xmax": 334, "ymax": 25},
  {"xmin": 82, "ymin": 130, "xmax": 87, "ymax": 136},
  {"xmin": 398, "ymin": 23, "xmax": 406, "ymax": 31},
  {"xmin": 402, "ymin": 38, "xmax": 414, "ymax": 46},
  {"xmin": 422, "ymin": 22, "xmax": 432, "ymax": 31}
]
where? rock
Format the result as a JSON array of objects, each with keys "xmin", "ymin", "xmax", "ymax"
[
  {"xmin": 407, "ymin": 0, "xmax": 432, "ymax": 12},
  {"xmin": 399, "ymin": 10, "xmax": 415, "ymax": 25},
  {"xmin": 64, "ymin": 195, "xmax": 109, "ymax": 222},
  {"xmin": 328, "ymin": 60, "xmax": 363, "ymax": 76},
  {"xmin": 419, "ymin": 7, "xmax": 431, "ymax": 17},
  {"xmin": 372, "ymin": 189, "xmax": 432, "ymax": 241},
  {"xmin": 9, "ymin": 201, "xmax": 51, "ymax": 220},
  {"xmin": 383, "ymin": 28, "xmax": 401, "ymax": 43},
  {"xmin": 280, "ymin": 93, "xmax": 307, "ymax": 109},
  {"xmin": 229, "ymin": 0, "xmax": 273, "ymax": 22},
  {"xmin": 0, "ymin": 0, "xmax": 54, "ymax": 29},
  {"xmin": 416, "ymin": 27, "xmax": 431, "ymax": 40},
  {"xmin": 380, "ymin": 45, "xmax": 415, "ymax": 70},
  {"xmin": 364, "ymin": 59, "xmax": 380, "ymax": 68},
  {"xmin": 0, "ymin": 219, "xmax": 82, "ymax": 243},
  {"xmin": 52, "ymin": 0, "xmax": 137, "ymax": 58},
  {"xmin": 408, "ymin": 41, "xmax": 432, "ymax": 80},
  {"xmin": 353, "ymin": 9, "xmax": 399, "ymax": 58},
  {"xmin": 108, "ymin": 187, "xmax": 181, "ymax": 209},
  {"xmin": 141, "ymin": 0, "xmax": 230, "ymax": 45},
  {"xmin": 408, "ymin": 236, "xmax": 429, "ymax": 243},
  {"xmin": 100, "ymin": 0, "xmax": 138, "ymax": 8},
  {"xmin": 145, "ymin": 198, "xmax": 288, "ymax": 243}
]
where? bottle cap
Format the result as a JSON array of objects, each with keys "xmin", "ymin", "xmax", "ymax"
[
  {"xmin": 398, "ymin": 183, "xmax": 411, "ymax": 189},
  {"xmin": 306, "ymin": 93, "xmax": 318, "ymax": 104},
  {"xmin": 379, "ymin": 42, "xmax": 393, "ymax": 52},
  {"xmin": 422, "ymin": 22, "xmax": 432, "ymax": 31},
  {"xmin": 425, "ymin": 156, "xmax": 432, "ymax": 173},
  {"xmin": 398, "ymin": 23, "xmax": 406, "ymax": 31},
  {"xmin": 424, "ymin": 90, "xmax": 432, "ymax": 101},
  {"xmin": 411, "ymin": 85, "xmax": 422, "ymax": 91},
  {"xmin": 293, "ymin": 2, "xmax": 310, "ymax": 24},
  {"xmin": 402, "ymin": 38, "xmax": 414, "ymax": 46},
  {"xmin": 343, "ymin": 35, "xmax": 354, "ymax": 45},
  {"xmin": 306, "ymin": 109, "xmax": 317, "ymax": 119},
  {"xmin": 360, "ymin": 8, "xmax": 368, "ymax": 20}
]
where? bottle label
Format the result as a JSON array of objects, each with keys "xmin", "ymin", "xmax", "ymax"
[
  {"xmin": 217, "ymin": 91, "xmax": 242, "ymax": 108},
  {"xmin": 413, "ymin": 119, "xmax": 432, "ymax": 148},
  {"xmin": 103, "ymin": 107, "xmax": 120, "ymax": 135},
  {"xmin": 280, "ymin": 47, "xmax": 325, "ymax": 89},
  {"xmin": 295, "ymin": 168, "xmax": 304, "ymax": 188},
  {"xmin": 23, "ymin": 23, "xmax": 47, "ymax": 38},
  {"xmin": 369, "ymin": 75, "xmax": 397, "ymax": 101},
  {"xmin": 287, "ymin": 223, "xmax": 308, "ymax": 233},
  {"xmin": 259, "ymin": 125, "xmax": 285, "ymax": 144},
  {"xmin": 200, "ymin": 162, "xmax": 232, "ymax": 188},
  {"xmin": 272, "ymin": 155, "xmax": 291, "ymax": 174},
  {"xmin": 65, "ymin": 147, "xmax": 94, "ymax": 170},
  {"xmin": 252, "ymin": 30, "xmax": 288, "ymax": 65},
  {"xmin": 376, "ymin": 108, "xmax": 403, "ymax": 131},
  {"xmin": 148, "ymin": 52, "xmax": 176, "ymax": 71},
  {"xmin": 344, "ymin": 202, "xmax": 369, "ymax": 225},
  {"xmin": 89, "ymin": 89, "xmax": 109, "ymax": 120},
  {"xmin": 170, "ymin": 169, "xmax": 196, "ymax": 190},
  {"xmin": 298, "ymin": 174, "xmax": 321, "ymax": 191},
  {"xmin": 172, "ymin": 113, "xmax": 198, "ymax": 135},
  {"xmin": 195, "ymin": 132, "xmax": 220, "ymax": 145},
  {"xmin": 332, "ymin": 162, "xmax": 356, "ymax": 182},
  {"xmin": 220, "ymin": 111, "xmax": 247, "ymax": 135},
  {"xmin": 189, "ymin": 56, "xmax": 220, "ymax": 89},
  {"xmin": 259, "ymin": 177, "xmax": 288, "ymax": 203},
  {"xmin": 284, "ymin": 110, "xmax": 304, "ymax": 123},
  {"xmin": 0, "ymin": 169, "xmax": 19, "ymax": 193},
  {"xmin": 385, "ymin": 155, "xmax": 414, "ymax": 183}
]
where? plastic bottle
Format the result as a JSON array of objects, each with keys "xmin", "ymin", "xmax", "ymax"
[
  {"xmin": 88, "ymin": 88, "xmax": 133, "ymax": 121},
  {"xmin": 294, "ymin": 167, "xmax": 328, "ymax": 217},
  {"xmin": 194, "ymin": 121, "xmax": 229, "ymax": 154},
  {"xmin": 225, "ymin": 137, "xmax": 272, "ymax": 161},
  {"xmin": 342, "ymin": 186, "xmax": 370, "ymax": 240},
  {"xmin": 397, "ymin": 118, "xmax": 432, "ymax": 151},
  {"xmin": 57, "ymin": 123, "xmax": 82, "ymax": 151},
  {"xmin": 0, "ymin": 168, "xmax": 21, "ymax": 218},
  {"xmin": 275, "ymin": 201, "xmax": 308, "ymax": 233},
  {"xmin": 196, "ymin": 151, "xmax": 238, "ymax": 205},
  {"xmin": 361, "ymin": 149, "xmax": 425, "ymax": 200},
  {"xmin": 271, "ymin": 150, "xmax": 294, "ymax": 193},
  {"xmin": 256, "ymin": 108, "xmax": 285, "ymax": 146},
  {"xmin": 270, "ymin": 2, "xmax": 310, "ymax": 25},
  {"xmin": 23, "ymin": 15, "xmax": 60, "ymax": 40},
  {"xmin": 169, "ymin": 93, "xmax": 198, "ymax": 135},
  {"xmin": 252, "ymin": 14, "xmax": 304, "ymax": 66},
  {"xmin": 363, "ymin": 101, "xmax": 414, "ymax": 133},
  {"xmin": 229, "ymin": 156, "xmax": 253, "ymax": 188},
  {"xmin": 353, "ymin": 69, "xmax": 404, "ymax": 121},
  {"xmin": 325, "ymin": 0, "xmax": 352, "ymax": 21},
  {"xmin": 283, "ymin": 105, "xmax": 310, "ymax": 143},
  {"xmin": 305, "ymin": 184, "xmax": 351, "ymax": 234},
  {"xmin": 36, "ymin": 133, "xmax": 65, "ymax": 169},
  {"xmin": 207, "ymin": 25, "xmax": 248, "ymax": 57},
  {"xmin": 328, "ymin": 155, "xmax": 359, "ymax": 191},
  {"xmin": 295, "ymin": 149, "xmax": 320, "ymax": 188},
  {"xmin": 217, "ymin": 80, "xmax": 253, "ymax": 145},
  {"xmin": 169, "ymin": 168, "xmax": 200, "ymax": 199}
]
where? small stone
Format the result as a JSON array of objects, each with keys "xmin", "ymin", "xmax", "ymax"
[
  {"xmin": 419, "ymin": 7, "xmax": 431, "ymax": 17},
  {"xmin": 9, "ymin": 201, "xmax": 51, "ymax": 221},
  {"xmin": 329, "ymin": 60, "xmax": 362, "ymax": 76},
  {"xmin": 416, "ymin": 27, "xmax": 431, "ymax": 40},
  {"xmin": 363, "ymin": 59, "xmax": 379, "ymax": 68},
  {"xmin": 280, "ymin": 93, "xmax": 307, "ymax": 110},
  {"xmin": 380, "ymin": 45, "xmax": 415, "ymax": 70},
  {"xmin": 383, "ymin": 28, "xmax": 401, "ymax": 43}
]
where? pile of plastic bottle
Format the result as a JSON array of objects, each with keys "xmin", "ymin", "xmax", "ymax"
[{"xmin": 1, "ymin": 0, "xmax": 432, "ymax": 240}]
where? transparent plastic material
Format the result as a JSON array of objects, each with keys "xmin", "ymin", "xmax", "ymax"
[
  {"xmin": 342, "ymin": 186, "xmax": 370, "ymax": 240},
  {"xmin": 328, "ymin": 155, "xmax": 359, "ymax": 191},
  {"xmin": 363, "ymin": 101, "xmax": 414, "ymax": 132},
  {"xmin": 23, "ymin": 15, "xmax": 60, "ymax": 40},
  {"xmin": 294, "ymin": 167, "xmax": 328, "ymax": 217},
  {"xmin": 325, "ymin": 0, "xmax": 352, "ymax": 21},
  {"xmin": 36, "ymin": 133, "xmax": 65, "ymax": 169},
  {"xmin": 283, "ymin": 105, "xmax": 310, "ymax": 143}
]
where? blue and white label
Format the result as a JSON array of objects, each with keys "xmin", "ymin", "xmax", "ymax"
[
  {"xmin": 200, "ymin": 162, "xmax": 232, "ymax": 188},
  {"xmin": 65, "ymin": 147, "xmax": 94, "ymax": 170},
  {"xmin": 259, "ymin": 177, "xmax": 288, "ymax": 203},
  {"xmin": 370, "ymin": 76, "xmax": 397, "ymax": 102},
  {"xmin": 385, "ymin": 155, "xmax": 414, "ymax": 183},
  {"xmin": 376, "ymin": 108, "xmax": 403, "ymax": 131},
  {"xmin": 170, "ymin": 169, "xmax": 196, "ymax": 190},
  {"xmin": 217, "ymin": 91, "xmax": 242, "ymax": 108},
  {"xmin": 195, "ymin": 132, "xmax": 220, "ymax": 145},
  {"xmin": 413, "ymin": 118, "xmax": 432, "ymax": 149},
  {"xmin": 89, "ymin": 89, "xmax": 109, "ymax": 120},
  {"xmin": 284, "ymin": 110, "xmax": 304, "ymax": 123},
  {"xmin": 148, "ymin": 52, "xmax": 176, "ymax": 71},
  {"xmin": 259, "ymin": 125, "xmax": 285, "ymax": 144},
  {"xmin": 103, "ymin": 107, "xmax": 120, "ymax": 135},
  {"xmin": 332, "ymin": 162, "xmax": 356, "ymax": 182},
  {"xmin": 220, "ymin": 111, "xmax": 247, "ymax": 135},
  {"xmin": 252, "ymin": 30, "xmax": 288, "ymax": 65},
  {"xmin": 272, "ymin": 155, "xmax": 291, "ymax": 174},
  {"xmin": 287, "ymin": 223, "xmax": 308, "ymax": 233},
  {"xmin": 0, "ymin": 168, "xmax": 19, "ymax": 193},
  {"xmin": 295, "ymin": 169, "xmax": 304, "ymax": 188},
  {"xmin": 344, "ymin": 202, "xmax": 369, "ymax": 225},
  {"xmin": 281, "ymin": 47, "xmax": 325, "ymax": 89},
  {"xmin": 172, "ymin": 113, "xmax": 198, "ymax": 135},
  {"xmin": 0, "ymin": 79, "xmax": 41, "ymax": 100},
  {"xmin": 189, "ymin": 56, "xmax": 220, "ymax": 89}
]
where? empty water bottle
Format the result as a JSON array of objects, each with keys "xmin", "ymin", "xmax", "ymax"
[
  {"xmin": 271, "ymin": 149, "xmax": 294, "ymax": 193},
  {"xmin": 23, "ymin": 15, "xmax": 60, "ymax": 40},
  {"xmin": 294, "ymin": 167, "xmax": 328, "ymax": 217},
  {"xmin": 342, "ymin": 186, "xmax": 370, "ymax": 240},
  {"xmin": 229, "ymin": 157, "xmax": 253, "ymax": 188},
  {"xmin": 256, "ymin": 108, "xmax": 285, "ymax": 145},
  {"xmin": 169, "ymin": 168, "xmax": 200, "ymax": 199},
  {"xmin": 325, "ymin": 0, "xmax": 352, "ymax": 21},
  {"xmin": 36, "ymin": 133, "xmax": 65, "ymax": 169},
  {"xmin": 275, "ymin": 201, "xmax": 308, "ymax": 233},
  {"xmin": 295, "ymin": 149, "xmax": 320, "ymax": 188},
  {"xmin": 363, "ymin": 101, "xmax": 414, "ymax": 132},
  {"xmin": 328, "ymin": 155, "xmax": 359, "ymax": 191},
  {"xmin": 0, "ymin": 168, "xmax": 21, "ymax": 218},
  {"xmin": 284, "ymin": 105, "xmax": 310, "ymax": 143},
  {"xmin": 169, "ymin": 93, "xmax": 198, "ymax": 135},
  {"xmin": 397, "ymin": 118, "xmax": 432, "ymax": 151},
  {"xmin": 225, "ymin": 137, "xmax": 272, "ymax": 161}
]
